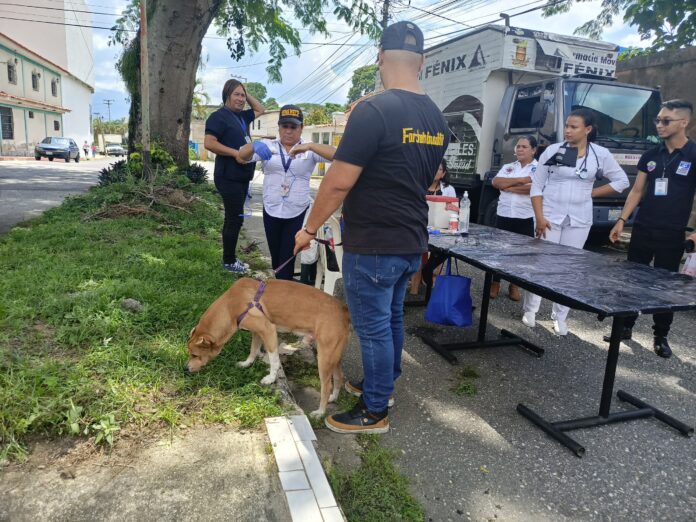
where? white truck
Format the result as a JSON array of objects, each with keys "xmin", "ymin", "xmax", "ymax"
[{"xmin": 419, "ymin": 24, "xmax": 661, "ymax": 229}]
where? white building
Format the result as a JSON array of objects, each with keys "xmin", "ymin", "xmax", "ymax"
[{"xmin": 0, "ymin": 1, "xmax": 94, "ymax": 156}]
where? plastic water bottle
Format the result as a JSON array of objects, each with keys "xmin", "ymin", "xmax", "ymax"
[{"xmin": 458, "ymin": 191, "xmax": 470, "ymax": 234}]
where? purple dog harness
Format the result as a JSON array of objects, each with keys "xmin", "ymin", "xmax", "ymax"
[{"xmin": 237, "ymin": 280, "xmax": 267, "ymax": 327}]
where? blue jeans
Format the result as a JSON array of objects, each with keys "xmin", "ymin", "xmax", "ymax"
[{"xmin": 342, "ymin": 252, "xmax": 422, "ymax": 412}]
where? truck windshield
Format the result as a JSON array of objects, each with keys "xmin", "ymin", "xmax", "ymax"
[{"xmin": 564, "ymin": 81, "xmax": 661, "ymax": 146}]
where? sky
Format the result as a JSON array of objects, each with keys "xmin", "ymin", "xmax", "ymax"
[{"xmin": 87, "ymin": 0, "xmax": 650, "ymax": 122}]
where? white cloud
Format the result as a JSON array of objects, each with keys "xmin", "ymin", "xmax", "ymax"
[{"xmin": 93, "ymin": 33, "xmax": 111, "ymax": 52}]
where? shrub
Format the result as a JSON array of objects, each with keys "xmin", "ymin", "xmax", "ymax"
[
  {"xmin": 183, "ymin": 163, "xmax": 208, "ymax": 184},
  {"xmin": 98, "ymin": 160, "xmax": 130, "ymax": 186},
  {"xmin": 128, "ymin": 143, "xmax": 177, "ymax": 178}
]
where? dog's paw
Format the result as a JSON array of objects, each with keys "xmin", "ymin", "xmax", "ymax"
[
  {"xmin": 309, "ymin": 409, "xmax": 325, "ymax": 419},
  {"xmin": 329, "ymin": 391, "xmax": 340, "ymax": 403},
  {"xmin": 236, "ymin": 360, "xmax": 254, "ymax": 368},
  {"xmin": 260, "ymin": 374, "xmax": 277, "ymax": 386}
]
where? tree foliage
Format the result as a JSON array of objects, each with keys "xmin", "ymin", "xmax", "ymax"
[
  {"xmin": 543, "ymin": 0, "xmax": 696, "ymax": 51},
  {"xmin": 192, "ymin": 78, "xmax": 211, "ymax": 120},
  {"xmin": 304, "ymin": 107, "xmax": 331, "ymax": 125},
  {"xmin": 110, "ymin": 0, "xmax": 381, "ymax": 167},
  {"xmin": 265, "ymin": 97, "xmax": 280, "ymax": 110},
  {"xmin": 325, "ymin": 102, "xmax": 345, "ymax": 113},
  {"xmin": 92, "ymin": 117, "xmax": 128, "ymax": 140},
  {"xmin": 346, "ymin": 64, "xmax": 378, "ymax": 104},
  {"xmin": 244, "ymin": 81, "xmax": 267, "ymax": 101}
]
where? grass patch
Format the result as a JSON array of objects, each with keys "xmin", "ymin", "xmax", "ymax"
[
  {"xmin": 328, "ymin": 434, "xmax": 425, "ymax": 521},
  {"xmin": 281, "ymin": 353, "xmax": 321, "ymax": 390},
  {"xmin": 452, "ymin": 365, "xmax": 480, "ymax": 397},
  {"xmin": 0, "ymin": 175, "xmax": 282, "ymax": 463}
]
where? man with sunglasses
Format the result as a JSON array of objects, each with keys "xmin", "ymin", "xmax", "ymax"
[
  {"xmin": 294, "ymin": 21, "xmax": 448, "ymax": 434},
  {"xmin": 608, "ymin": 99, "xmax": 696, "ymax": 358}
]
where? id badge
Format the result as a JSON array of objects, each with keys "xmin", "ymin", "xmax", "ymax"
[
  {"xmin": 244, "ymin": 136, "xmax": 251, "ymax": 144},
  {"xmin": 280, "ymin": 183, "xmax": 290, "ymax": 197},
  {"xmin": 655, "ymin": 178, "xmax": 668, "ymax": 196}
]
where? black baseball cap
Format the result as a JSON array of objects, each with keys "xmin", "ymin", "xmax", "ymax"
[
  {"xmin": 379, "ymin": 21, "xmax": 424, "ymax": 54},
  {"xmin": 278, "ymin": 104, "xmax": 303, "ymax": 125}
]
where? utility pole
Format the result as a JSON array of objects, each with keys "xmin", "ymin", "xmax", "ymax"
[
  {"xmin": 381, "ymin": 0, "xmax": 390, "ymax": 29},
  {"xmin": 103, "ymin": 99, "xmax": 114, "ymax": 121},
  {"xmin": 140, "ymin": 0, "xmax": 151, "ymax": 181}
]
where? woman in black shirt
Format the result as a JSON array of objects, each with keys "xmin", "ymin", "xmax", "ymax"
[{"xmin": 204, "ymin": 80, "xmax": 265, "ymax": 273}]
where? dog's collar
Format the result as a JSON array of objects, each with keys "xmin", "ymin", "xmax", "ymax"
[{"xmin": 237, "ymin": 280, "xmax": 267, "ymax": 327}]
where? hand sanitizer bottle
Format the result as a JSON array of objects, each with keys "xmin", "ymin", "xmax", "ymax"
[{"xmin": 458, "ymin": 191, "xmax": 470, "ymax": 234}]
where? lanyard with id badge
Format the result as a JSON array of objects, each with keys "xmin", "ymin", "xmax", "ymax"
[
  {"xmin": 225, "ymin": 107, "xmax": 252, "ymax": 143},
  {"xmin": 655, "ymin": 152, "xmax": 680, "ymax": 196},
  {"xmin": 278, "ymin": 146, "xmax": 293, "ymax": 197}
]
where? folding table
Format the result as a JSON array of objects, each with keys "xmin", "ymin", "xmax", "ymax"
[{"xmin": 420, "ymin": 224, "xmax": 696, "ymax": 456}]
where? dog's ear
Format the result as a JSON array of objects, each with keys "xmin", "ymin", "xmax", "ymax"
[
  {"xmin": 188, "ymin": 327, "xmax": 196, "ymax": 340},
  {"xmin": 195, "ymin": 335, "xmax": 215, "ymax": 350}
]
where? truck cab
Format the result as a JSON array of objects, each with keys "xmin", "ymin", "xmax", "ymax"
[
  {"xmin": 479, "ymin": 76, "xmax": 662, "ymax": 227},
  {"xmin": 418, "ymin": 24, "xmax": 662, "ymax": 230}
]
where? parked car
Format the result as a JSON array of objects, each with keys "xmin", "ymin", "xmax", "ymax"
[
  {"xmin": 105, "ymin": 143, "xmax": 126, "ymax": 157},
  {"xmin": 35, "ymin": 137, "xmax": 80, "ymax": 162}
]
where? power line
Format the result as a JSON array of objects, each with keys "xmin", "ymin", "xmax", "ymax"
[
  {"xmin": 206, "ymin": 33, "xmax": 362, "ymax": 70},
  {"xmin": 0, "ymin": 14, "xmax": 368, "ymax": 46},
  {"xmin": 103, "ymin": 99, "xmax": 114, "ymax": 121},
  {"xmin": 393, "ymin": 0, "xmax": 472, "ymax": 27},
  {"xmin": 423, "ymin": 0, "xmax": 567, "ymax": 44},
  {"xmin": 275, "ymin": 33, "xmax": 360, "ymax": 99},
  {"xmin": 0, "ymin": 2, "xmax": 119, "ymax": 16}
]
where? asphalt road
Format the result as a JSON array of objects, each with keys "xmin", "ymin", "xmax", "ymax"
[
  {"xmin": 0, "ymin": 158, "xmax": 108, "ymax": 235},
  {"xmin": 334, "ymin": 256, "xmax": 696, "ymax": 522}
]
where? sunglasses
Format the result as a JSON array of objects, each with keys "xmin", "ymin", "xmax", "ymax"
[
  {"xmin": 280, "ymin": 123, "xmax": 299, "ymax": 130},
  {"xmin": 654, "ymin": 118, "xmax": 685, "ymax": 126}
]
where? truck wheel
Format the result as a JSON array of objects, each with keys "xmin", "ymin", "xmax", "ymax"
[
  {"xmin": 48, "ymin": 157, "xmax": 54, "ymax": 162},
  {"xmin": 35, "ymin": 156, "xmax": 41, "ymax": 161},
  {"xmin": 65, "ymin": 157, "xmax": 70, "ymax": 163},
  {"xmin": 481, "ymin": 199, "xmax": 499, "ymax": 227},
  {"xmin": 75, "ymin": 154, "xmax": 80, "ymax": 163}
]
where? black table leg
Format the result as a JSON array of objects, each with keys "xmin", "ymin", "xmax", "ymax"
[
  {"xmin": 418, "ymin": 268, "xmax": 544, "ymax": 364},
  {"xmin": 518, "ymin": 315, "xmax": 694, "ymax": 457}
]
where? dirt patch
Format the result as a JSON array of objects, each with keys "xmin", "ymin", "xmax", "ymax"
[{"xmin": 0, "ymin": 425, "xmax": 288, "ymax": 522}]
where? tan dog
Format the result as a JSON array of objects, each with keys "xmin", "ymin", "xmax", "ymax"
[{"xmin": 186, "ymin": 277, "xmax": 350, "ymax": 417}]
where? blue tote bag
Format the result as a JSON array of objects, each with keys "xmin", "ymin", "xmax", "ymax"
[{"xmin": 424, "ymin": 257, "xmax": 473, "ymax": 327}]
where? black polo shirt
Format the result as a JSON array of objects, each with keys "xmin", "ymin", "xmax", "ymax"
[
  {"xmin": 205, "ymin": 107, "xmax": 255, "ymax": 184},
  {"xmin": 635, "ymin": 138, "xmax": 696, "ymax": 231},
  {"xmin": 334, "ymin": 89, "xmax": 449, "ymax": 255}
]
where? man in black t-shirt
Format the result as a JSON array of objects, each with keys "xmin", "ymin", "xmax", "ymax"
[
  {"xmin": 609, "ymin": 99, "xmax": 696, "ymax": 358},
  {"xmin": 294, "ymin": 21, "xmax": 448, "ymax": 433}
]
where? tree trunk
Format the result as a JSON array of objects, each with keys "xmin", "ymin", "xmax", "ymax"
[{"xmin": 148, "ymin": 1, "xmax": 222, "ymax": 167}]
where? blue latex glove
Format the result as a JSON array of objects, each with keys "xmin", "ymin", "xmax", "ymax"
[{"xmin": 252, "ymin": 141, "xmax": 272, "ymax": 160}]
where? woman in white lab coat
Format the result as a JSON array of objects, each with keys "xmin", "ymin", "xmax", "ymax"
[{"xmin": 524, "ymin": 108, "xmax": 629, "ymax": 335}]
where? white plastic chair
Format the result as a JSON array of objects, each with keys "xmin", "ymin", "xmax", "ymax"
[{"xmin": 315, "ymin": 215, "xmax": 343, "ymax": 295}]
